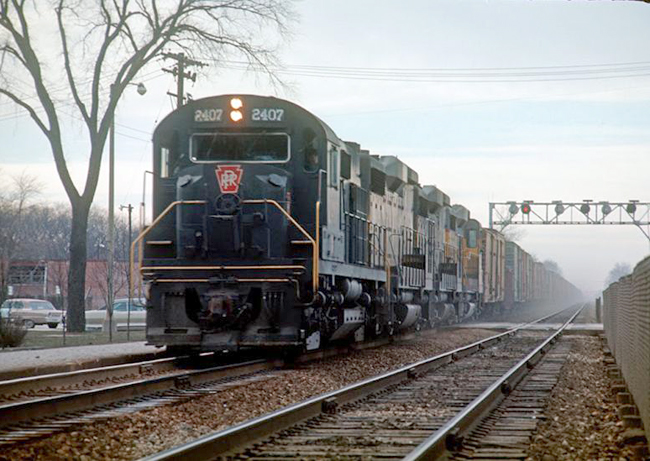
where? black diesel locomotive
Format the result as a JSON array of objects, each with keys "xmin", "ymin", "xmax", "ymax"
[{"xmin": 137, "ymin": 94, "xmax": 579, "ymax": 352}]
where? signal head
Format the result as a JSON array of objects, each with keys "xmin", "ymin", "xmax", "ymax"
[{"xmin": 601, "ymin": 203, "xmax": 612, "ymax": 215}]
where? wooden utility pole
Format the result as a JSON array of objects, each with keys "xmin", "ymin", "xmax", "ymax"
[{"xmin": 162, "ymin": 52, "xmax": 207, "ymax": 108}]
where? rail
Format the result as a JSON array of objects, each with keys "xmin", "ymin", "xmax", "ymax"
[
  {"xmin": 0, "ymin": 354, "xmax": 184, "ymax": 402},
  {"xmin": 0, "ymin": 360, "xmax": 273, "ymax": 428},
  {"xmin": 142, "ymin": 305, "xmax": 581, "ymax": 461},
  {"xmin": 404, "ymin": 303, "xmax": 584, "ymax": 459},
  {"xmin": 0, "ymin": 331, "xmax": 430, "ymax": 442}
]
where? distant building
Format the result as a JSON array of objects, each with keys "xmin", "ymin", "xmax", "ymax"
[{"xmin": 5, "ymin": 259, "xmax": 132, "ymax": 310}]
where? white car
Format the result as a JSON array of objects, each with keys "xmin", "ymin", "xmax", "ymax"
[
  {"xmin": 85, "ymin": 298, "xmax": 147, "ymax": 331},
  {"xmin": 0, "ymin": 298, "xmax": 62, "ymax": 328}
]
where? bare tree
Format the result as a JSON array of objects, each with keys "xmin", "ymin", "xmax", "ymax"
[
  {"xmin": 501, "ymin": 226, "xmax": 526, "ymax": 243},
  {"xmin": 0, "ymin": 0, "xmax": 294, "ymax": 331},
  {"xmin": 0, "ymin": 171, "xmax": 42, "ymax": 303},
  {"xmin": 87, "ymin": 259, "xmax": 128, "ymax": 323},
  {"xmin": 604, "ymin": 262, "xmax": 632, "ymax": 287},
  {"xmin": 542, "ymin": 259, "xmax": 563, "ymax": 276}
]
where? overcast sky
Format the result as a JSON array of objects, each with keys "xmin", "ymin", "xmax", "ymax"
[{"xmin": 2, "ymin": 0, "xmax": 650, "ymax": 296}]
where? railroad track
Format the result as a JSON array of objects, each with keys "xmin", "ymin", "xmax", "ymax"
[
  {"xmin": 0, "ymin": 304, "xmax": 579, "ymax": 451},
  {"xmin": 0, "ymin": 325, "xmax": 432, "ymax": 448},
  {"xmin": 144, "ymin": 304, "xmax": 584, "ymax": 460},
  {"xmin": 0, "ymin": 352, "xmax": 210, "ymax": 405}
]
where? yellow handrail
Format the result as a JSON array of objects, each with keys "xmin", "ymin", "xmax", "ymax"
[
  {"xmin": 130, "ymin": 200, "xmax": 207, "ymax": 296},
  {"xmin": 140, "ymin": 265, "xmax": 307, "ymax": 272},
  {"xmin": 243, "ymin": 199, "xmax": 320, "ymax": 294},
  {"xmin": 131, "ymin": 198, "xmax": 321, "ymax": 296}
]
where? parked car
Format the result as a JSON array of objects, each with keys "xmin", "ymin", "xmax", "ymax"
[
  {"xmin": 85, "ymin": 298, "xmax": 147, "ymax": 331},
  {"xmin": 0, "ymin": 298, "xmax": 62, "ymax": 328}
]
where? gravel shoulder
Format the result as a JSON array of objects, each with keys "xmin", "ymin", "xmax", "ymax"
[{"xmin": 526, "ymin": 336, "xmax": 642, "ymax": 460}]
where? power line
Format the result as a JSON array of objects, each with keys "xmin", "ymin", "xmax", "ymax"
[
  {"xmin": 225, "ymin": 59, "xmax": 650, "ymax": 72},
  {"xmin": 0, "ymin": 68, "xmax": 164, "ymax": 110},
  {"xmin": 321, "ymin": 82, "xmax": 650, "ymax": 118},
  {"xmin": 216, "ymin": 59, "xmax": 650, "ymax": 83}
]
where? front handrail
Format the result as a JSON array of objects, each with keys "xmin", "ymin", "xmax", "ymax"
[
  {"xmin": 130, "ymin": 199, "xmax": 321, "ymax": 296},
  {"xmin": 130, "ymin": 200, "xmax": 207, "ymax": 296},
  {"xmin": 242, "ymin": 199, "xmax": 319, "ymax": 294}
]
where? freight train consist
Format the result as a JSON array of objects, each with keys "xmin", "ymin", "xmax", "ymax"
[{"xmin": 136, "ymin": 94, "xmax": 581, "ymax": 352}]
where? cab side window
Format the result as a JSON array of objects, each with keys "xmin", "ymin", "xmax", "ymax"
[
  {"xmin": 329, "ymin": 144, "xmax": 339, "ymax": 189},
  {"xmin": 160, "ymin": 147, "xmax": 171, "ymax": 178},
  {"xmin": 468, "ymin": 230, "xmax": 477, "ymax": 248},
  {"xmin": 302, "ymin": 128, "xmax": 319, "ymax": 172}
]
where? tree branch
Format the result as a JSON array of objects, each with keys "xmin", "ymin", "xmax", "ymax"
[
  {"xmin": 0, "ymin": 87, "xmax": 47, "ymax": 133},
  {"xmin": 56, "ymin": 0, "xmax": 90, "ymax": 124},
  {"xmin": 2, "ymin": 0, "xmax": 80, "ymax": 202}
]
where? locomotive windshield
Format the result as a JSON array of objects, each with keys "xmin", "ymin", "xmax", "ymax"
[{"xmin": 190, "ymin": 133, "xmax": 290, "ymax": 163}]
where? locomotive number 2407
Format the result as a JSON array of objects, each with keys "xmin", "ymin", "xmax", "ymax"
[
  {"xmin": 194, "ymin": 107, "xmax": 284, "ymax": 122},
  {"xmin": 252, "ymin": 108, "xmax": 284, "ymax": 122},
  {"xmin": 194, "ymin": 108, "xmax": 223, "ymax": 122}
]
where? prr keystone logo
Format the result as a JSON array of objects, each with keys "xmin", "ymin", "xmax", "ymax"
[{"xmin": 215, "ymin": 165, "xmax": 243, "ymax": 194}]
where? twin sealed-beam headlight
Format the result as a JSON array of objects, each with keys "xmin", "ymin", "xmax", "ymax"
[{"xmin": 230, "ymin": 97, "xmax": 243, "ymax": 122}]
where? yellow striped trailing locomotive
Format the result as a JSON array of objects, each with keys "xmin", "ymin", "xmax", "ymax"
[{"xmin": 135, "ymin": 94, "xmax": 580, "ymax": 352}]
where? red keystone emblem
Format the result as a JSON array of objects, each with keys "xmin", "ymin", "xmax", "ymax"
[{"xmin": 215, "ymin": 165, "xmax": 243, "ymax": 194}]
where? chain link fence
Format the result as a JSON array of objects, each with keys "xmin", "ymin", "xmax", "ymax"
[{"xmin": 603, "ymin": 255, "xmax": 650, "ymax": 439}]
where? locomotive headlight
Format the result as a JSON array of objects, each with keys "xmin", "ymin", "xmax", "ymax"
[
  {"xmin": 230, "ymin": 97, "xmax": 243, "ymax": 109},
  {"xmin": 230, "ymin": 110, "xmax": 243, "ymax": 122}
]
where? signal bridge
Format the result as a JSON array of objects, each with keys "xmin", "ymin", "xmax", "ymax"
[{"xmin": 489, "ymin": 200, "xmax": 650, "ymax": 242}]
